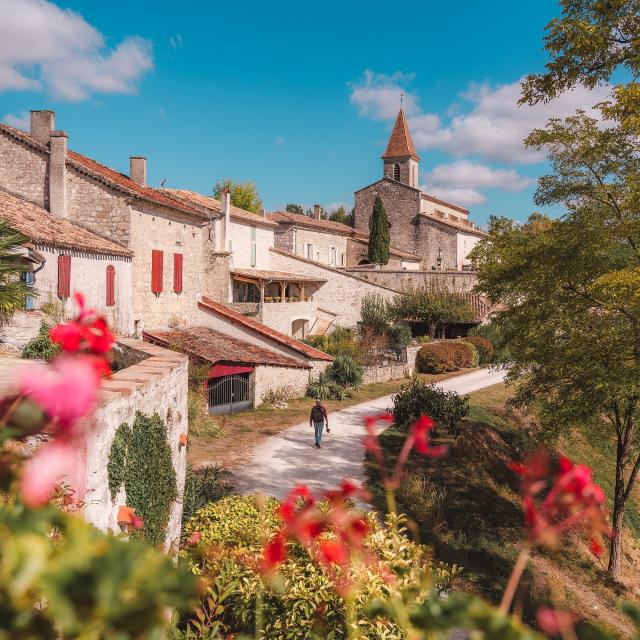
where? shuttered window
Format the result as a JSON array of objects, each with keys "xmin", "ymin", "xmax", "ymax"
[
  {"xmin": 173, "ymin": 253, "xmax": 183, "ymax": 293},
  {"xmin": 151, "ymin": 250, "xmax": 163, "ymax": 293},
  {"xmin": 250, "ymin": 226, "xmax": 257, "ymax": 267},
  {"xmin": 57, "ymin": 254, "xmax": 71, "ymax": 298},
  {"xmin": 106, "ymin": 265, "xmax": 115, "ymax": 306}
]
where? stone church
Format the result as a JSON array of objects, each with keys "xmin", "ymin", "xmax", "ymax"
[{"xmin": 353, "ymin": 108, "xmax": 486, "ymax": 271}]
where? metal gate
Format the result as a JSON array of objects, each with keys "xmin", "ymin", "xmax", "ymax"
[{"xmin": 207, "ymin": 373, "xmax": 253, "ymax": 415}]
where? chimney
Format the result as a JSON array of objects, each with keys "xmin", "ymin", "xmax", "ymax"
[
  {"xmin": 30, "ymin": 110, "xmax": 55, "ymax": 146},
  {"xmin": 49, "ymin": 131, "xmax": 68, "ymax": 217},
  {"xmin": 219, "ymin": 188, "xmax": 231, "ymax": 252},
  {"xmin": 129, "ymin": 156, "xmax": 147, "ymax": 186},
  {"xmin": 313, "ymin": 204, "xmax": 321, "ymax": 220}
]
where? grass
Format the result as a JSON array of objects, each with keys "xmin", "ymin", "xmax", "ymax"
[
  {"xmin": 187, "ymin": 369, "xmax": 476, "ymax": 469},
  {"xmin": 366, "ymin": 382, "xmax": 640, "ymax": 636}
]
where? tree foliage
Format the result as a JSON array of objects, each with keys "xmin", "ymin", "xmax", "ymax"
[
  {"xmin": 213, "ymin": 178, "xmax": 263, "ymax": 214},
  {"xmin": 327, "ymin": 206, "xmax": 354, "ymax": 227},
  {"xmin": 368, "ymin": 195, "xmax": 390, "ymax": 264},
  {"xmin": 285, "ymin": 203, "xmax": 304, "ymax": 215},
  {"xmin": 360, "ymin": 293, "xmax": 391, "ymax": 334},
  {"xmin": 0, "ymin": 221, "xmax": 31, "ymax": 326}
]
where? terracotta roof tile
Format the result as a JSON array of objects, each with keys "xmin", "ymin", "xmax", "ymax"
[
  {"xmin": 0, "ymin": 189, "xmax": 132, "ymax": 257},
  {"xmin": 418, "ymin": 212, "xmax": 488, "ymax": 237},
  {"xmin": 143, "ymin": 326, "xmax": 310, "ymax": 369},
  {"xmin": 165, "ymin": 189, "xmax": 277, "ymax": 228},
  {"xmin": 198, "ymin": 297, "xmax": 334, "ymax": 361},
  {"xmin": 381, "ymin": 109, "xmax": 420, "ymax": 161},
  {"xmin": 267, "ymin": 211, "xmax": 354, "ymax": 236}
]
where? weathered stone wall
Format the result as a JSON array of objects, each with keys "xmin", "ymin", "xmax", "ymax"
[
  {"xmin": 260, "ymin": 300, "xmax": 317, "ymax": 337},
  {"xmin": 360, "ymin": 345, "xmax": 420, "ymax": 385},
  {"xmin": 416, "ymin": 216, "xmax": 458, "ymax": 270},
  {"xmin": 32, "ymin": 245, "xmax": 134, "ymax": 335},
  {"xmin": 268, "ymin": 249, "xmax": 397, "ymax": 327},
  {"xmin": 0, "ymin": 131, "xmax": 48, "ymax": 207},
  {"xmin": 344, "ymin": 267, "xmax": 478, "ymax": 293},
  {"xmin": 0, "ymin": 310, "xmax": 47, "ymax": 351},
  {"xmin": 84, "ymin": 338, "xmax": 188, "ymax": 553},
  {"xmin": 228, "ymin": 219, "xmax": 274, "ymax": 270},
  {"xmin": 291, "ymin": 227, "xmax": 348, "ymax": 267},
  {"xmin": 346, "ymin": 237, "xmax": 412, "ymax": 269},
  {"xmin": 273, "ymin": 224, "xmax": 295, "ymax": 253},
  {"xmin": 254, "ymin": 364, "xmax": 310, "ymax": 404}
]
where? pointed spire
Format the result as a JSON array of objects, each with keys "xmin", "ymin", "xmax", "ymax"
[{"xmin": 381, "ymin": 108, "xmax": 420, "ymax": 161}]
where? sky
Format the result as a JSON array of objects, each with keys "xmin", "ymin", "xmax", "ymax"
[{"xmin": 0, "ymin": 0, "xmax": 612, "ymax": 226}]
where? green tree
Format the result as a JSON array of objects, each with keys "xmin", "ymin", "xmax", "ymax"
[
  {"xmin": 285, "ymin": 203, "xmax": 304, "ymax": 215},
  {"xmin": 367, "ymin": 195, "xmax": 390, "ymax": 265},
  {"xmin": 213, "ymin": 178, "xmax": 263, "ymax": 214},
  {"xmin": 360, "ymin": 292, "xmax": 390, "ymax": 334},
  {"xmin": 0, "ymin": 221, "xmax": 31, "ymax": 326},
  {"xmin": 328, "ymin": 206, "xmax": 354, "ymax": 227},
  {"xmin": 471, "ymin": 109, "xmax": 640, "ymax": 580},
  {"xmin": 391, "ymin": 285, "xmax": 474, "ymax": 339}
]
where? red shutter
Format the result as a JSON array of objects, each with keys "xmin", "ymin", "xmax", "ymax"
[
  {"xmin": 173, "ymin": 253, "xmax": 183, "ymax": 293},
  {"xmin": 57, "ymin": 254, "xmax": 71, "ymax": 298},
  {"xmin": 151, "ymin": 250, "xmax": 163, "ymax": 293},
  {"xmin": 106, "ymin": 265, "xmax": 115, "ymax": 306}
]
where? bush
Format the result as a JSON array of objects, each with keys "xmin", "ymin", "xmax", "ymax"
[
  {"xmin": 181, "ymin": 496, "xmax": 458, "ymax": 639},
  {"xmin": 464, "ymin": 335, "xmax": 494, "ymax": 364},
  {"xmin": 458, "ymin": 340, "xmax": 479, "ymax": 367},
  {"xmin": 327, "ymin": 354, "xmax": 364, "ymax": 389},
  {"xmin": 392, "ymin": 376, "xmax": 469, "ymax": 432},
  {"xmin": 181, "ymin": 464, "xmax": 233, "ymax": 526},
  {"xmin": 387, "ymin": 323, "xmax": 412, "ymax": 349},
  {"xmin": 187, "ymin": 390, "xmax": 220, "ymax": 439},
  {"xmin": 306, "ymin": 372, "xmax": 347, "ymax": 400},
  {"xmin": 415, "ymin": 343, "xmax": 456, "ymax": 373},
  {"xmin": 450, "ymin": 341, "xmax": 473, "ymax": 368},
  {"xmin": 415, "ymin": 335, "xmax": 431, "ymax": 344},
  {"xmin": 305, "ymin": 326, "xmax": 358, "ymax": 359},
  {"xmin": 360, "ymin": 293, "xmax": 390, "ymax": 334},
  {"xmin": 21, "ymin": 321, "xmax": 60, "ymax": 361}
]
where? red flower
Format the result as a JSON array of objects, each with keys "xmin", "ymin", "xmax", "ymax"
[
  {"xmin": 319, "ymin": 539, "xmax": 347, "ymax": 566},
  {"xmin": 132, "ymin": 515, "xmax": 144, "ymax": 529},
  {"xmin": 262, "ymin": 532, "xmax": 287, "ymax": 573},
  {"xmin": 410, "ymin": 415, "xmax": 448, "ymax": 457},
  {"xmin": 536, "ymin": 608, "xmax": 579, "ymax": 636},
  {"xmin": 187, "ymin": 532, "xmax": 201, "ymax": 546}
]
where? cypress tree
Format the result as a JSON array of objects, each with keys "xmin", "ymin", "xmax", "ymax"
[{"xmin": 367, "ymin": 195, "xmax": 390, "ymax": 264}]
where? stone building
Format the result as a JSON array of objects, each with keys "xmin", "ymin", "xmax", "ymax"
[{"xmin": 353, "ymin": 108, "xmax": 487, "ymax": 271}]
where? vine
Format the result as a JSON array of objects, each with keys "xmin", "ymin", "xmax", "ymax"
[{"xmin": 107, "ymin": 411, "xmax": 178, "ymax": 546}]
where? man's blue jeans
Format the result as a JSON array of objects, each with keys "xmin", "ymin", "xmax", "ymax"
[{"xmin": 314, "ymin": 421, "xmax": 324, "ymax": 446}]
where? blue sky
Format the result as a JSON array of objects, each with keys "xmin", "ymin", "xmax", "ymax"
[{"xmin": 0, "ymin": 0, "xmax": 611, "ymax": 225}]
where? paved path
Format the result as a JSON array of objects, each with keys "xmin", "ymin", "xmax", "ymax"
[{"xmin": 231, "ymin": 368, "xmax": 505, "ymax": 499}]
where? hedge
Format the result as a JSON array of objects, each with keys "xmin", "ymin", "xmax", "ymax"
[
  {"xmin": 464, "ymin": 335, "xmax": 494, "ymax": 364},
  {"xmin": 415, "ymin": 341, "xmax": 475, "ymax": 374}
]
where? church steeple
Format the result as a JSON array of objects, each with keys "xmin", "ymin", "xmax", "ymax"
[{"xmin": 382, "ymin": 108, "xmax": 420, "ymax": 188}]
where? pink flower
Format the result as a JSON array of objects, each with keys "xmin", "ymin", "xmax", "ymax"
[
  {"xmin": 20, "ymin": 440, "xmax": 83, "ymax": 507},
  {"xmin": 19, "ymin": 356, "xmax": 101, "ymax": 432},
  {"xmin": 187, "ymin": 531, "xmax": 201, "ymax": 546},
  {"xmin": 536, "ymin": 608, "xmax": 579, "ymax": 636}
]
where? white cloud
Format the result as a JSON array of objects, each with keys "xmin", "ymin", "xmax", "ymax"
[
  {"xmin": 426, "ymin": 160, "xmax": 533, "ymax": 191},
  {"xmin": 428, "ymin": 187, "xmax": 487, "ymax": 206},
  {"xmin": 0, "ymin": 0, "xmax": 153, "ymax": 101},
  {"xmin": 349, "ymin": 70, "xmax": 611, "ymax": 164},
  {"xmin": 2, "ymin": 111, "xmax": 29, "ymax": 130}
]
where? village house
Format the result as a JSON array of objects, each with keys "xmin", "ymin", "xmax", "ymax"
[{"xmin": 353, "ymin": 108, "xmax": 487, "ymax": 271}]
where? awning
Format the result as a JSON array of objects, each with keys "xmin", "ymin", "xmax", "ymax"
[{"xmin": 208, "ymin": 364, "xmax": 255, "ymax": 378}]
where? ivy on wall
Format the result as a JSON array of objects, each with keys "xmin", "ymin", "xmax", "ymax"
[{"xmin": 108, "ymin": 411, "xmax": 178, "ymax": 546}]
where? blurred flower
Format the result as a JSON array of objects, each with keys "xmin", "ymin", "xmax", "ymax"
[
  {"xmin": 319, "ymin": 539, "xmax": 347, "ymax": 566},
  {"xmin": 536, "ymin": 607, "xmax": 579, "ymax": 636},
  {"xmin": 261, "ymin": 531, "xmax": 287, "ymax": 574},
  {"xmin": 187, "ymin": 532, "xmax": 201, "ymax": 546},
  {"xmin": 132, "ymin": 515, "xmax": 144, "ymax": 530},
  {"xmin": 409, "ymin": 415, "xmax": 448, "ymax": 457}
]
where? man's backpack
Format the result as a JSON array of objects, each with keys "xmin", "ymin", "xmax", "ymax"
[{"xmin": 311, "ymin": 405, "xmax": 324, "ymax": 422}]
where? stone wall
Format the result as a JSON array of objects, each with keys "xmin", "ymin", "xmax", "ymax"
[
  {"xmin": 416, "ymin": 216, "xmax": 458, "ymax": 271},
  {"xmin": 0, "ymin": 310, "xmax": 47, "ymax": 351},
  {"xmin": 0, "ymin": 131, "xmax": 48, "ymax": 207},
  {"xmin": 32, "ymin": 244, "xmax": 134, "ymax": 335},
  {"xmin": 260, "ymin": 300, "xmax": 317, "ymax": 337},
  {"xmin": 84, "ymin": 338, "xmax": 189, "ymax": 553},
  {"xmin": 292, "ymin": 227, "xmax": 348, "ymax": 267},
  {"xmin": 360, "ymin": 344, "xmax": 420, "ymax": 385},
  {"xmin": 343, "ymin": 268, "xmax": 478, "ymax": 294},
  {"xmin": 346, "ymin": 237, "xmax": 414, "ymax": 269},
  {"xmin": 268, "ymin": 249, "xmax": 397, "ymax": 327},
  {"xmin": 254, "ymin": 364, "xmax": 310, "ymax": 405}
]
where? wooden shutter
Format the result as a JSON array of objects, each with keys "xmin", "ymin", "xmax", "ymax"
[
  {"xmin": 173, "ymin": 253, "xmax": 183, "ymax": 293},
  {"xmin": 151, "ymin": 250, "xmax": 163, "ymax": 293},
  {"xmin": 57, "ymin": 254, "xmax": 71, "ymax": 298},
  {"xmin": 106, "ymin": 265, "xmax": 115, "ymax": 306}
]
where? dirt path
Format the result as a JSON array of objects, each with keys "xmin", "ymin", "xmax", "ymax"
[{"xmin": 230, "ymin": 368, "xmax": 506, "ymax": 499}]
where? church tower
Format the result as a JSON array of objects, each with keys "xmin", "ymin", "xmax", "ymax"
[{"xmin": 381, "ymin": 108, "xmax": 420, "ymax": 188}]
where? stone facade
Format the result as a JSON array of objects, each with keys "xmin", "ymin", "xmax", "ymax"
[
  {"xmin": 343, "ymin": 268, "xmax": 478, "ymax": 294},
  {"xmin": 287, "ymin": 227, "xmax": 348, "ymax": 267},
  {"xmin": 254, "ymin": 364, "xmax": 311, "ymax": 405},
  {"xmin": 228, "ymin": 218, "xmax": 275, "ymax": 271},
  {"xmin": 260, "ymin": 300, "xmax": 317, "ymax": 338},
  {"xmin": 0, "ymin": 131, "xmax": 48, "ymax": 206},
  {"xmin": 0, "ymin": 310, "xmax": 47, "ymax": 351}
]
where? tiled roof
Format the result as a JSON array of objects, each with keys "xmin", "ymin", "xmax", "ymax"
[
  {"xmin": 421, "ymin": 193, "xmax": 469, "ymax": 215},
  {"xmin": 267, "ymin": 211, "xmax": 354, "ymax": 236},
  {"xmin": 231, "ymin": 268, "xmax": 327, "ymax": 283},
  {"xmin": 165, "ymin": 189, "xmax": 278, "ymax": 228},
  {"xmin": 349, "ymin": 232, "xmax": 422, "ymax": 261},
  {"xmin": 418, "ymin": 212, "xmax": 488, "ymax": 237},
  {"xmin": 0, "ymin": 189, "xmax": 132, "ymax": 257},
  {"xmin": 143, "ymin": 327, "xmax": 310, "ymax": 369},
  {"xmin": 381, "ymin": 109, "xmax": 420, "ymax": 161},
  {"xmin": 0, "ymin": 122, "xmax": 206, "ymax": 221},
  {"xmin": 198, "ymin": 297, "xmax": 334, "ymax": 362}
]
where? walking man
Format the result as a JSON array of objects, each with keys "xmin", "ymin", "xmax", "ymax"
[{"xmin": 309, "ymin": 398, "xmax": 329, "ymax": 448}]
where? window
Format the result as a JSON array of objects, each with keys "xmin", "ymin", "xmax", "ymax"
[
  {"xmin": 106, "ymin": 265, "xmax": 115, "ymax": 306},
  {"xmin": 330, "ymin": 246, "xmax": 336, "ymax": 265},
  {"xmin": 250, "ymin": 226, "xmax": 257, "ymax": 267},
  {"xmin": 151, "ymin": 249, "xmax": 163, "ymax": 293},
  {"xmin": 393, "ymin": 163, "xmax": 400, "ymax": 181},
  {"xmin": 57, "ymin": 254, "xmax": 71, "ymax": 298},
  {"xmin": 173, "ymin": 253, "xmax": 183, "ymax": 293},
  {"xmin": 341, "ymin": 252, "xmax": 345, "ymax": 266},
  {"xmin": 307, "ymin": 244, "xmax": 313, "ymax": 260},
  {"xmin": 21, "ymin": 271, "xmax": 35, "ymax": 310}
]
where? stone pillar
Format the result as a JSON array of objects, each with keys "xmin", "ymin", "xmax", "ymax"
[
  {"xmin": 49, "ymin": 131, "xmax": 68, "ymax": 218},
  {"xmin": 129, "ymin": 156, "xmax": 147, "ymax": 186},
  {"xmin": 30, "ymin": 110, "xmax": 54, "ymax": 146},
  {"xmin": 313, "ymin": 204, "xmax": 321, "ymax": 220}
]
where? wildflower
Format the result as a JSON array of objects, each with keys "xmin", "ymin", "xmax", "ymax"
[
  {"xmin": 318, "ymin": 539, "xmax": 347, "ymax": 566},
  {"xmin": 261, "ymin": 531, "xmax": 287, "ymax": 573},
  {"xmin": 187, "ymin": 531, "xmax": 201, "ymax": 546},
  {"xmin": 409, "ymin": 415, "xmax": 448, "ymax": 457}
]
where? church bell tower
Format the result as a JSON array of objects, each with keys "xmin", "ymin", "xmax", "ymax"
[{"xmin": 381, "ymin": 108, "xmax": 420, "ymax": 188}]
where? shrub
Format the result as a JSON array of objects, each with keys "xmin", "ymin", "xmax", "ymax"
[
  {"xmin": 261, "ymin": 385, "xmax": 298, "ymax": 405},
  {"xmin": 181, "ymin": 464, "xmax": 233, "ymax": 526},
  {"xmin": 182, "ymin": 496, "xmax": 458, "ymax": 639},
  {"xmin": 327, "ymin": 354, "xmax": 364, "ymax": 389},
  {"xmin": 464, "ymin": 335, "xmax": 494, "ymax": 364},
  {"xmin": 357, "ymin": 327, "xmax": 389, "ymax": 366},
  {"xmin": 306, "ymin": 372, "xmax": 347, "ymax": 400},
  {"xmin": 305, "ymin": 326, "xmax": 358, "ymax": 359},
  {"xmin": 387, "ymin": 323, "xmax": 412, "ymax": 349},
  {"xmin": 415, "ymin": 335, "xmax": 431, "ymax": 344},
  {"xmin": 459, "ymin": 340, "xmax": 479, "ymax": 367},
  {"xmin": 187, "ymin": 390, "xmax": 220, "ymax": 439},
  {"xmin": 415, "ymin": 343, "xmax": 456, "ymax": 374},
  {"xmin": 360, "ymin": 293, "xmax": 390, "ymax": 334},
  {"xmin": 398, "ymin": 474, "xmax": 447, "ymax": 535},
  {"xmin": 21, "ymin": 321, "xmax": 61, "ymax": 361},
  {"xmin": 392, "ymin": 376, "xmax": 469, "ymax": 432}
]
